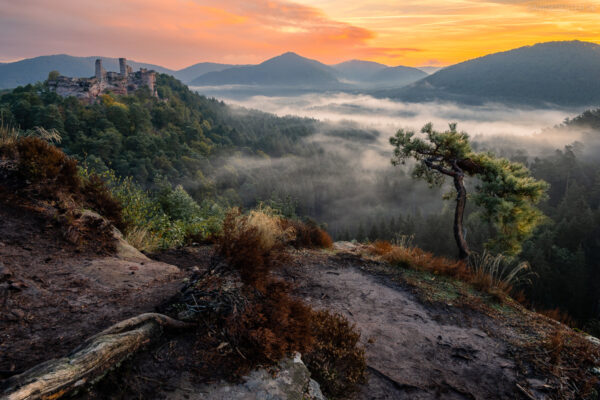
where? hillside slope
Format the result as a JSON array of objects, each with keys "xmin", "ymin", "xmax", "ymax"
[{"xmin": 381, "ymin": 41, "xmax": 600, "ymax": 106}]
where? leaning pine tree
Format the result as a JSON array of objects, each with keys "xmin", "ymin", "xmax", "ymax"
[{"xmin": 390, "ymin": 123, "xmax": 548, "ymax": 259}]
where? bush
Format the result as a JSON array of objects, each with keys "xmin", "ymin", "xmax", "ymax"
[
  {"xmin": 217, "ymin": 208, "xmax": 291, "ymax": 287},
  {"xmin": 226, "ymin": 279, "xmax": 315, "ymax": 365},
  {"xmin": 279, "ymin": 218, "xmax": 333, "ymax": 249},
  {"xmin": 304, "ymin": 310, "xmax": 367, "ymax": 398},
  {"xmin": 13, "ymin": 137, "xmax": 80, "ymax": 193},
  {"xmin": 81, "ymin": 173, "xmax": 125, "ymax": 232}
]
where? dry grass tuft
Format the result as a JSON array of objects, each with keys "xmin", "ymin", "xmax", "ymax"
[
  {"xmin": 467, "ymin": 251, "xmax": 530, "ymax": 295},
  {"xmin": 304, "ymin": 310, "xmax": 367, "ymax": 398},
  {"xmin": 369, "ymin": 240, "xmax": 468, "ymax": 280},
  {"xmin": 367, "ymin": 241, "xmax": 530, "ymax": 299},
  {"xmin": 124, "ymin": 227, "xmax": 162, "ymax": 253},
  {"xmin": 0, "ymin": 121, "xmax": 20, "ymax": 147}
]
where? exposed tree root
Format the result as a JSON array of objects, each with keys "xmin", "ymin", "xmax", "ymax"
[{"xmin": 0, "ymin": 313, "xmax": 192, "ymax": 400}]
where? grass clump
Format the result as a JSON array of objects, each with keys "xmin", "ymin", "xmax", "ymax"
[
  {"xmin": 217, "ymin": 208, "xmax": 334, "ymax": 286},
  {"xmin": 467, "ymin": 250, "xmax": 530, "ymax": 295},
  {"xmin": 368, "ymin": 240, "xmax": 529, "ymax": 299}
]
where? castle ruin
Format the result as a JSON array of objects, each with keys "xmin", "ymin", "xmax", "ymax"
[{"xmin": 48, "ymin": 58, "xmax": 157, "ymax": 101}]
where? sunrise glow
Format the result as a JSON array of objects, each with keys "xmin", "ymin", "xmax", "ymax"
[{"xmin": 1, "ymin": 0, "xmax": 599, "ymax": 67}]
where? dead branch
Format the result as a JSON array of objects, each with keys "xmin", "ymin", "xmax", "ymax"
[{"xmin": 0, "ymin": 313, "xmax": 192, "ymax": 400}]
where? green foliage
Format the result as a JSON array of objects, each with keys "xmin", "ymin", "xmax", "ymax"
[
  {"xmin": 390, "ymin": 122, "xmax": 471, "ymax": 186},
  {"xmin": 470, "ymin": 153, "xmax": 549, "ymax": 254},
  {"xmin": 47, "ymin": 70, "xmax": 60, "ymax": 82},
  {"xmin": 0, "ymin": 75, "xmax": 317, "ymax": 191},
  {"xmin": 390, "ymin": 123, "xmax": 548, "ymax": 255},
  {"xmin": 80, "ymin": 169, "xmax": 223, "ymax": 251}
]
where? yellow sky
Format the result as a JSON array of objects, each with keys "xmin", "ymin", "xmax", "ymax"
[
  {"xmin": 0, "ymin": 0, "xmax": 599, "ymax": 68},
  {"xmin": 294, "ymin": 0, "xmax": 600, "ymax": 66}
]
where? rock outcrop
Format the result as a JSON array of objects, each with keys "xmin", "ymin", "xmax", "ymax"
[{"xmin": 165, "ymin": 354, "xmax": 325, "ymax": 400}]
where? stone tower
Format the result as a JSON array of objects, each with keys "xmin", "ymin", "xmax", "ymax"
[
  {"xmin": 119, "ymin": 58, "xmax": 128, "ymax": 78},
  {"xmin": 95, "ymin": 59, "xmax": 104, "ymax": 81}
]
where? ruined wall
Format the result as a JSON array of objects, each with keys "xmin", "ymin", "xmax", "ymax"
[{"xmin": 49, "ymin": 58, "xmax": 157, "ymax": 102}]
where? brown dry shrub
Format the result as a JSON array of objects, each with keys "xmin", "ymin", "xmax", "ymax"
[
  {"xmin": 167, "ymin": 268, "xmax": 315, "ymax": 380},
  {"xmin": 280, "ymin": 218, "xmax": 333, "ymax": 249},
  {"xmin": 226, "ymin": 279, "xmax": 315, "ymax": 366},
  {"xmin": 370, "ymin": 240, "xmax": 393, "ymax": 255},
  {"xmin": 539, "ymin": 308, "xmax": 576, "ymax": 327},
  {"xmin": 0, "ymin": 138, "xmax": 126, "ymax": 252},
  {"xmin": 537, "ymin": 328, "xmax": 600, "ymax": 397},
  {"xmin": 81, "ymin": 173, "xmax": 125, "ymax": 232},
  {"xmin": 14, "ymin": 137, "xmax": 80, "ymax": 192},
  {"xmin": 371, "ymin": 242, "xmax": 469, "ymax": 280},
  {"xmin": 304, "ymin": 310, "xmax": 367, "ymax": 398},
  {"xmin": 217, "ymin": 209, "xmax": 290, "ymax": 288},
  {"xmin": 368, "ymin": 241, "xmax": 529, "ymax": 298}
]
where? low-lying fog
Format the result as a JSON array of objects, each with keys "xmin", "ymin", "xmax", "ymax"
[
  {"xmin": 195, "ymin": 89, "xmax": 583, "ymax": 139},
  {"xmin": 192, "ymin": 89, "xmax": 591, "ymax": 243}
]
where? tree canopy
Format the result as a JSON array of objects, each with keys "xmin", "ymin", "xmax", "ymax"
[{"xmin": 390, "ymin": 123, "xmax": 548, "ymax": 256}]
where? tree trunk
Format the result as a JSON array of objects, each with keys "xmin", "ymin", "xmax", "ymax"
[
  {"xmin": 453, "ymin": 174, "xmax": 470, "ymax": 260},
  {"xmin": 0, "ymin": 313, "xmax": 192, "ymax": 400}
]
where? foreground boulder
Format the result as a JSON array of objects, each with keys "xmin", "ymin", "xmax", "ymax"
[{"xmin": 165, "ymin": 354, "xmax": 324, "ymax": 400}]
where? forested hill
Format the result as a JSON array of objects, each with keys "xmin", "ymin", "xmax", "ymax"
[
  {"xmin": 0, "ymin": 74, "xmax": 319, "ymax": 189},
  {"xmin": 380, "ymin": 41, "xmax": 600, "ymax": 107}
]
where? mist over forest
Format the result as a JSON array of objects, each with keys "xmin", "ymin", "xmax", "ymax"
[{"xmin": 201, "ymin": 91, "xmax": 587, "ymax": 237}]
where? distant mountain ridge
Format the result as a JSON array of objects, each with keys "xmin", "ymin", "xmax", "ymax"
[
  {"xmin": 380, "ymin": 41, "xmax": 600, "ymax": 107},
  {"xmin": 331, "ymin": 60, "xmax": 426, "ymax": 88},
  {"xmin": 333, "ymin": 60, "xmax": 388, "ymax": 82},
  {"xmin": 190, "ymin": 52, "xmax": 342, "ymax": 88},
  {"xmin": 4, "ymin": 41, "xmax": 600, "ymax": 107}
]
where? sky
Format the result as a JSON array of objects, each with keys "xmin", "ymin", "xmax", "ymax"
[{"xmin": 0, "ymin": 0, "xmax": 599, "ymax": 69}]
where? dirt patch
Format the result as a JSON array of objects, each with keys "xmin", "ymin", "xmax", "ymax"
[{"xmin": 0, "ymin": 203, "xmax": 183, "ymax": 376}]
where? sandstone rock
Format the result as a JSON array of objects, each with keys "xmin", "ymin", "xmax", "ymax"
[
  {"xmin": 306, "ymin": 378, "xmax": 326, "ymax": 400},
  {"xmin": 165, "ymin": 353, "xmax": 324, "ymax": 400},
  {"xmin": 78, "ymin": 210, "xmax": 148, "ymax": 261}
]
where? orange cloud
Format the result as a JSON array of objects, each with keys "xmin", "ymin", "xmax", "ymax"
[{"xmin": 0, "ymin": 0, "xmax": 373, "ymax": 68}]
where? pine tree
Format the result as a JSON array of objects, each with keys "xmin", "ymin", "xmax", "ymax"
[{"xmin": 390, "ymin": 123, "xmax": 548, "ymax": 258}]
